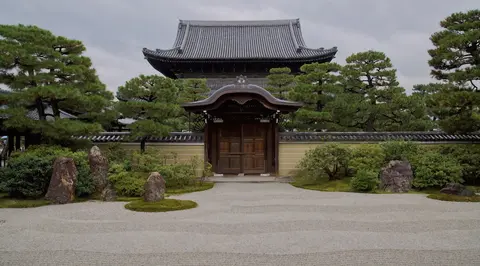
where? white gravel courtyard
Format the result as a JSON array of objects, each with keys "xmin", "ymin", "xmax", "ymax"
[{"xmin": 1, "ymin": 183, "xmax": 480, "ymax": 266}]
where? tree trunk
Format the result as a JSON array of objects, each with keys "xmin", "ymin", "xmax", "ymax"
[
  {"xmin": 140, "ymin": 136, "xmax": 147, "ymax": 153},
  {"xmin": 51, "ymin": 99, "xmax": 61, "ymax": 118}
]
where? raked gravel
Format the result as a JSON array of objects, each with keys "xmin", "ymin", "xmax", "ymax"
[{"xmin": 1, "ymin": 183, "xmax": 480, "ymax": 266}]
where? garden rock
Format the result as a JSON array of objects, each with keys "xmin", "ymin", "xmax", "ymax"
[
  {"xmin": 379, "ymin": 160, "xmax": 413, "ymax": 193},
  {"xmin": 45, "ymin": 157, "xmax": 77, "ymax": 204},
  {"xmin": 88, "ymin": 146, "xmax": 109, "ymax": 196},
  {"xmin": 101, "ymin": 182, "xmax": 117, "ymax": 201},
  {"xmin": 440, "ymin": 183, "xmax": 475, "ymax": 196},
  {"xmin": 144, "ymin": 172, "xmax": 166, "ymax": 202}
]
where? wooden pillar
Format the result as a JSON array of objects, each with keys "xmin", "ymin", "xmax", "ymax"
[
  {"xmin": 274, "ymin": 122, "xmax": 280, "ymax": 176},
  {"xmin": 203, "ymin": 120, "xmax": 209, "ymax": 174},
  {"xmin": 15, "ymin": 135, "xmax": 21, "ymax": 151},
  {"xmin": 7, "ymin": 133, "xmax": 14, "ymax": 156}
]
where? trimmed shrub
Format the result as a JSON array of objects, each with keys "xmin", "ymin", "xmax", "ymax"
[
  {"xmin": 411, "ymin": 151, "xmax": 463, "ymax": 189},
  {"xmin": 350, "ymin": 145, "xmax": 385, "ymax": 172},
  {"xmin": 350, "ymin": 169, "xmax": 379, "ymax": 192},
  {"xmin": 438, "ymin": 145, "xmax": 480, "ymax": 185},
  {"xmin": 0, "ymin": 145, "xmax": 93, "ymax": 198},
  {"xmin": 380, "ymin": 140, "xmax": 418, "ymax": 162},
  {"xmin": 297, "ymin": 144, "xmax": 351, "ymax": 182},
  {"xmin": 108, "ymin": 164, "xmax": 147, "ymax": 197}
]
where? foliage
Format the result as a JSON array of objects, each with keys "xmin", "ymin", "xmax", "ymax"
[
  {"xmin": 103, "ymin": 142, "xmax": 129, "ymax": 163},
  {"xmin": 288, "ymin": 62, "xmax": 343, "ymax": 131},
  {"xmin": 116, "ymin": 75, "xmax": 181, "ymax": 151},
  {"xmin": 124, "ymin": 198, "xmax": 198, "ymax": 212},
  {"xmin": 298, "ymin": 144, "xmax": 350, "ymax": 181},
  {"xmin": 0, "ymin": 24, "xmax": 113, "ymax": 141},
  {"xmin": 326, "ymin": 50, "xmax": 432, "ymax": 132},
  {"xmin": 349, "ymin": 145, "xmax": 385, "ymax": 171},
  {"xmin": 415, "ymin": 10, "xmax": 480, "ymax": 133},
  {"xmin": 437, "ymin": 144, "xmax": 480, "ymax": 185},
  {"xmin": 107, "ymin": 164, "xmax": 147, "ymax": 197},
  {"xmin": 266, "ymin": 67, "xmax": 294, "ymax": 100},
  {"xmin": 411, "ymin": 151, "xmax": 463, "ymax": 189},
  {"xmin": 350, "ymin": 169, "xmax": 379, "ymax": 192},
  {"xmin": 176, "ymin": 78, "xmax": 209, "ymax": 132},
  {"xmin": 380, "ymin": 140, "xmax": 418, "ymax": 162},
  {"xmin": 107, "ymin": 149, "xmax": 203, "ymax": 196},
  {"xmin": 427, "ymin": 193, "xmax": 480, "ymax": 202},
  {"xmin": 0, "ymin": 145, "xmax": 93, "ymax": 198}
]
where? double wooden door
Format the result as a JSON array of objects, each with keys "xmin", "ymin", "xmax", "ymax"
[{"xmin": 217, "ymin": 123, "xmax": 266, "ymax": 174}]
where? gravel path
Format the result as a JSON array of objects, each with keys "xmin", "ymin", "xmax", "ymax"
[{"xmin": 1, "ymin": 183, "xmax": 480, "ymax": 265}]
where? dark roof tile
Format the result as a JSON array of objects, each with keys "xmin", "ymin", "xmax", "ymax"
[{"xmin": 143, "ymin": 19, "xmax": 337, "ymax": 62}]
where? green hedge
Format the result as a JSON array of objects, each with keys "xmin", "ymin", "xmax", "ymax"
[{"xmin": 0, "ymin": 145, "xmax": 93, "ymax": 198}]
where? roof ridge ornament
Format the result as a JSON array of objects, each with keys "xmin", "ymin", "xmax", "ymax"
[{"xmin": 236, "ymin": 75, "xmax": 247, "ymax": 84}]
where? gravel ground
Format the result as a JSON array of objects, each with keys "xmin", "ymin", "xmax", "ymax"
[{"xmin": 1, "ymin": 183, "xmax": 480, "ymax": 266}]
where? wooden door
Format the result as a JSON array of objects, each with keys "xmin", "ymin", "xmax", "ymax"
[
  {"xmin": 242, "ymin": 124, "xmax": 266, "ymax": 174},
  {"xmin": 217, "ymin": 123, "xmax": 266, "ymax": 174},
  {"xmin": 218, "ymin": 124, "xmax": 242, "ymax": 174}
]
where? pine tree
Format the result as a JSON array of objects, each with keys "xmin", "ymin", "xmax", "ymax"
[
  {"xmin": 265, "ymin": 67, "xmax": 294, "ymax": 100},
  {"xmin": 417, "ymin": 9, "xmax": 480, "ymax": 133},
  {"xmin": 327, "ymin": 50, "xmax": 432, "ymax": 131},
  {"xmin": 176, "ymin": 78, "xmax": 209, "ymax": 132},
  {"xmin": 288, "ymin": 62, "xmax": 342, "ymax": 131},
  {"xmin": 0, "ymin": 24, "xmax": 113, "ymax": 143},
  {"xmin": 116, "ymin": 75, "xmax": 181, "ymax": 152}
]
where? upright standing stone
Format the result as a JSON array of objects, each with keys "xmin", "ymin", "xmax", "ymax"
[
  {"xmin": 144, "ymin": 172, "xmax": 166, "ymax": 202},
  {"xmin": 88, "ymin": 146, "xmax": 109, "ymax": 196},
  {"xmin": 101, "ymin": 182, "xmax": 117, "ymax": 201},
  {"xmin": 45, "ymin": 157, "xmax": 77, "ymax": 204},
  {"xmin": 379, "ymin": 160, "xmax": 413, "ymax": 193}
]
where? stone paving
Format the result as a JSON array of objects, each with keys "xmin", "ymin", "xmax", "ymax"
[{"xmin": 1, "ymin": 183, "xmax": 480, "ymax": 265}]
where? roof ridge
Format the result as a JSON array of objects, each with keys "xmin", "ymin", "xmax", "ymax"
[{"xmin": 178, "ymin": 19, "xmax": 300, "ymax": 26}]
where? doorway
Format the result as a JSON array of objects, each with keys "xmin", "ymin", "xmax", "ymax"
[{"xmin": 217, "ymin": 123, "xmax": 267, "ymax": 175}]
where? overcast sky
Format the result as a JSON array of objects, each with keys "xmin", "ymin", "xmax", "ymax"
[{"xmin": 1, "ymin": 0, "xmax": 478, "ymax": 94}]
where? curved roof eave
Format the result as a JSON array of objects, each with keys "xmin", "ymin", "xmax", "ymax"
[
  {"xmin": 181, "ymin": 83, "xmax": 303, "ymax": 110},
  {"xmin": 142, "ymin": 47, "xmax": 338, "ymax": 62}
]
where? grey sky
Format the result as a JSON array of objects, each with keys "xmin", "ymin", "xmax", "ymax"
[{"xmin": 1, "ymin": 0, "xmax": 478, "ymax": 94}]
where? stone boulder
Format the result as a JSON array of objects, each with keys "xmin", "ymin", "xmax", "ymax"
[
  {"xmin": 101, "ymin": 182, "xmax": 117, "ymax": 201},
  {"xmin": 45, "ymin": 157, "xmax": 77, "ymax": 204},
  {"xmin": 440, "ymin": 183, "xmax": 475, "ymax": 197},
  {"xmin": 88, "ymin": 146, "xmax": 109, "ymax": 196},
  {"xmin": 143, "ymin": 172, "xmax": 166, "ymax": 202},
  {"xmin": 379, "ymin": 160, "xmax": 413, "ymax": 193}
]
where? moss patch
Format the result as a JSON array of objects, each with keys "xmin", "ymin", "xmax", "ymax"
[
  {"xmin": 427, "ymin": 193, "xmax": 480, "ymax": 202},
  {"xmin": 124, "ymin": 198, "xmax": 198, "ymax": 212},
  {"xmin": 291, "ymin": 178, "xmax": 351, "ymax": 192},
  {"xmin": 0, "ymin": 197, "xmax": 51, "ymax": 208},
  {"xmin": 167, "ymin": 182, "xmax": 214, "ymax": 195},
  {"xmin": 116, "ymin": 196, "xmax": 142, "ymax": 202}
]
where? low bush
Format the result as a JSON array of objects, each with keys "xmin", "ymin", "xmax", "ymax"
[
  {"xmin": 0, "ymin": 145, "xmax": 93, "ymax": 198},
  {"xmin": 411, "ymin": 151, "xmax": 463, "ymax": 189},
  {"xmin": 380, "ymin": 140, "xmax": 418, "ymax": 162},
  {"xmin": 124, "ymin": 198, "xmax": 198, "ymax": 212},
  {"xmin": 350, "ymin": 145, "xmax": 385, "ymax": 172},
  {"xmin": 108, "ymin": 164, "xmax": 147, "ymax": 197},
  {"xmin": 350, "ymin": 169, "xmax": 379, "ymax": 192},
  {"xmin": 297, "ymin": 144, "xmax": 350, "ymax": 182},
  {"xmin": 437, "ymin": 145, "xmax": 480, "ymax": 186}
]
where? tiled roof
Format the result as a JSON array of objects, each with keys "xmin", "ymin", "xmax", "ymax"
[
  {"xmin": 143, "ymin": 19, "xmax": 338, "ymax": 62},
  {"xmin": 279, "ymin": 132, "xmax": 480, "ymax": 142},
  {"xmin": 75, "ymin": 131, "xmax": 480, "ymax": 143},
  {"xmin": 74, "ymin": 132, "xmax": 204, "ymax": 143}
]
